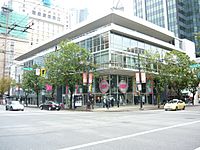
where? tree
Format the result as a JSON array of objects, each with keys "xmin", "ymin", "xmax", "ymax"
[
  {"xmin": 0, "ymin": 76, "xmax": 13, "ymax": 96},
  {"xmin": 44, "ymin": 41, "xmax": 95, "ymax": 109},
  {"xmin": 143, "ymin": 51, "xmax": 168, "ymax": 108},
  {"xmin": 164, "ymin": 50, "xmax": 193, "ymax": 99},
  {"xmin": 21, "ymin": 65, "xmax": 45, "ymax": 107}
]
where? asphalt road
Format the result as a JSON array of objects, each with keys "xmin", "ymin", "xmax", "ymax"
[{"xmin": 0, "ymin": 105, "xmax": 200, "ymax": 150}]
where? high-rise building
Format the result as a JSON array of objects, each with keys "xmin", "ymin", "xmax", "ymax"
[
  {"xmin": 132, "ymin": 0, "xmax": 200, "ymax": 55},
  {"xmin": 0, "ymin": 0, "xmax": 89, "ymax": 77}
]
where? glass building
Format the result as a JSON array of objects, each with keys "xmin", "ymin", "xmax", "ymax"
[
  {"xmin": 132, "ymin": 0, "xmax": 200, "ymax": 55},
  {"xmin": 15, "ymin": 12, "xmax": 195, "ymax": 106}
]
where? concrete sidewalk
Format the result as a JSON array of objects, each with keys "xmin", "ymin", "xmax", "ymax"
[{"xmin": 87, "ymin": 104, "xmax": 164, "ymax": 112}]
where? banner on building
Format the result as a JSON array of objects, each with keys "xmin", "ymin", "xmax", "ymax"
[
  {"xmin": 83, "ymin": 72, "xmax": 87, "ymax": 84},
  {"xmin": 119, "ymin": 80, "xmax": 128, "ymax": 94},
  {"xmin": 89, "ymin": 73, "xmax": 93, "ymax": 84},
  {"xmin": 45, "ymin": 84, "xmax": 52, "ymax": 91}
]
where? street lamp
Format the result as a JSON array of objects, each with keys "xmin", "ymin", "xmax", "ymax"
[{"xmin": 137, "ymin": 53, "xmax": 143, "ymax": 110}]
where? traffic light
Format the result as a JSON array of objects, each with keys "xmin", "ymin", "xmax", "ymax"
[{"xmin": 40, "ymin": 68, "xmax": 46, "ymax": 77}]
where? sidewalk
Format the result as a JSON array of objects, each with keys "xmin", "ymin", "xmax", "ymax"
[
  {"xmin": 91, "ymin": 104, "xmax": 164, "ymax": 112},
  {"xmin": 74, "ymin": 104, "xmax": 164, "ymax": 112}
]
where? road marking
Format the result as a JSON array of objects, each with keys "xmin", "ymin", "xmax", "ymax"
[
  {"xmin": 194, "ymin": 147, "xmax": 200, "ymax": 150},
  {"xmin": 59, "ymin": 120, "xmax": 200, "ymax": 150}
]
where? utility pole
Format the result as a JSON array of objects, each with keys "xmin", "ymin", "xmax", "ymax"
[
  {"xmin": 1, "ymin": 5, "xmax": 13, "ymax": 77},
  {"xmin": 137, "ymin": 53, "xmax": 143, "ymax": 110}
]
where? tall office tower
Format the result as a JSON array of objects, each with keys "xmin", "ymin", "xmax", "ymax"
[
  {"xmin": 0, "ymin": 0, "xmax": 88, "ymax": 77},
  {"xmin": 68, "ymin": 8, "xmax": 89, "ymax": 29},
  {"xmin": 132, "ymin": 0, "xmax": 200, "ymax": 55}
]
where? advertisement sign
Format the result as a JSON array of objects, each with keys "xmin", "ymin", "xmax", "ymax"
[
  {"xmin": 99, "ymin": 80, "xmax": 109, "ymax": 94},
  {"xmin": 136, "ymin": 72, "xmax": 146, "ymax": 83},
  {"xmin": 136, "ymin": 73, "xmax": 140, "ymax": 83},
  {"xmin": 89, "ymin": 73, "xmax": 93, "ymax": 84},
  {"xmin": 83, "ymin": 72, "xmax": 87, "ymax": 84},
  {"xmin": 146, "ymin": 80, "xmax": 153, "ymax": 94},
  {"xmin": 141, "ymin": 72, "xmax": 146, "ymax": 83},
  {"xmin": 119, "ymin": 80, "xmax": 128, "ymax": 93},
  {"xmin": 45, "ymin": 84, "xmax": 52, "ymax": 91}
]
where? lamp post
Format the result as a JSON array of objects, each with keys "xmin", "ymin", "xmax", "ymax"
[{"xmin": 137, "ymin": 53, "xmax": 143, "ymax": 110}]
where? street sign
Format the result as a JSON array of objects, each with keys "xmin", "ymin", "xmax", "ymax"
[
  {"xmin": 23, "ymin": 67, "xmax": 33, "ymax": 71},
  {"xmin": 190, "ymin": 64, "xmax": 200, "ymax": 68}
]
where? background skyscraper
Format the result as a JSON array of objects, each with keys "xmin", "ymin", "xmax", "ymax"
[{"xmin": 132, "ymin": 0, "xmax": 200, "ymax": 56}]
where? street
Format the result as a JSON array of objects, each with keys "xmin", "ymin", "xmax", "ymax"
[{"xmin": 0, "ymin": 105, "xmax": 200, "ymax": 150}]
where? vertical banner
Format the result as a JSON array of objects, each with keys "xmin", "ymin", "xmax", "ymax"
[
  {"xmin": 146, "ymin": 80, "xmax": 153, "ymax": 94},
  {"xmin": 45, "ymin": 84, "xmax": 52, "ymax": 91},
  {"xmin": 89, "ymin": 73, "xmax": 93, "ymax": 84},
  {"xmin": 136, "ymin": 73, "xmax": 140, "ymax": 83},
  {"xmin": 75, "ymin": 84, "xmax": 79, "ymax": 94},
  {"xmin": 66, "ymin": 85, "xmax": 69, "ymax": 94},
  {"xmin": 89, "ymin": 84, "xmax": 92, "ymax": 92},
  {"xmin": 141, "ymin": 72, "xmax": 146, "ymax": 83},
  {"xmin": 36, "ymin": 68, "xmax": 40, "ymax": 76},
  {"xmin": 83, "ymin": 72, "xmax": 87, "ymax": 84}
]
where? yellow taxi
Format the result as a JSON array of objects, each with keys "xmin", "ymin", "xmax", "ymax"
[{"xmin": 164, "ymin": 99, "xmax": 186, "ymax": 111}]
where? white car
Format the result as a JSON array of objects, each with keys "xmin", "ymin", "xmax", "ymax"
[{"xmin": 5, "ymin": 101, "xmax": 24, "ymax": 111}]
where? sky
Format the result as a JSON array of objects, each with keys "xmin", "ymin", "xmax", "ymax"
[
  {"xmin": 55, "ymin": 0, "xmax": 114, "ymax": 18},
  {"xmin": 55, "ymin": 0, "xmax": 132, "ymax": 18}
]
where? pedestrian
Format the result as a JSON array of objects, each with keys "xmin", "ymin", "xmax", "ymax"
[
  {"xmin": 86, "ymin": 99, "xmax": 91, "ymax": 110},
  {"xmin": 117, "ymin": 99, "xmax": 120, "ymax": 107},
  {"xmin": 103, "ymin": 98, "xmax": 106, "ymax": 108},
  {"xmin": 106, "ymin": 98, "xmax": 110, "ymax": 109},
  {"xmin": 91, "ymin": 98, "xmax": 94, "ymax": 109}
]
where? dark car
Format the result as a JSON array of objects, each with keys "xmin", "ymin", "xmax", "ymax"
[{"xmin": 39, "ymin": 101, "xmax": 61, "ymax": 111}]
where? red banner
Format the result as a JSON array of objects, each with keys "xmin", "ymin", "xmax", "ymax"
[
  {"xmin": 66, "ymin": 85, "xmax": 68, "ymax": 94},
  {"xmin": 83, "ymin": 72, "xmax": 87, "ymax": 84}
]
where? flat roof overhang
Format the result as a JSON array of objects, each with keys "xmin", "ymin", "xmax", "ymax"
[{"xmin": 16, "ymin": 12, "xmax": 175, "ymax": 61}]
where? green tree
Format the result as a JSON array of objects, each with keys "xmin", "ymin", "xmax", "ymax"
[
  {"xmin": 164, "ymin": 50, "xmax": 192, "ymax": 99},
  {"xmin": 0, "ymin": 76, "xmax": 13, "ymax": 96},
  {"xmin": 143, "ymin": 51, "xmax": 168, "ymax": 108},
  {"xmin": 21, "ymin": 65, "xmax": 45, "ymax": 107},
  {"xmin": 44, "ymin": 41, "xmax": 95, "ymax": 109}
]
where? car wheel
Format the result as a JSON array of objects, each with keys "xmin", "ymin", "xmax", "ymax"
[
  {"xmin": 10, "ymin": 106, "xmax": 13, "ymax": 111},
  {"xmin": 21, "ymin": 109, "xmax": 24, "ymax": 111},
  {"xmin": 40, "ymin": 106, "xmax": 43, "ymax": 110},
  {"xmin": 48, "ymin": 107, "xmax": 52, "ymax": 110},
  {"xmin": 165, "ymin": 109, "xmax": 168, "ymax": 111},
  {"xmin": 182, "ymin": 106, "xmax": 185, "ymax": 110},
  {"xmin": 5, "ymin": 107, "xmax": 8, "ymax": 111},
  {"xmin": 175, "ymin": 106, "xmax": 178, "ymax": 111}
]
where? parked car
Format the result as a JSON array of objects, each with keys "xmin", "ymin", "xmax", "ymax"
[
  {"xmin": 5, "ymin": 101, "xmax": 24, "ymax": 111},
  {"xmin": 39, "ymin": 101, "xmax": 61, "ymax": 111},
  {"xmin": 164, "ymin": 99, "xmax": 186, "ymax": 111}
]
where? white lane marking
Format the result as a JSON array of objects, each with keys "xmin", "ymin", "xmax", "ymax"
[
  {"xmin": 59, "ymin": 120, "xmax": 200, "ymax": 150},
  {"xmin": 194, "ymin": 147, "xmax": 200, "ymax": 150}
]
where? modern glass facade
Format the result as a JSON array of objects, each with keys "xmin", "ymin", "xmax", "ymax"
[
  {"xmin": 132, "ymin": 0, "xmax": 200, "ymax": 54},
  {"xmin": 73, "ymin": 30, "xmax": 170, "ymax": 105},
  {"xmin": 15, "ymin": 13, "xmax": 194, "ymax": 107}
]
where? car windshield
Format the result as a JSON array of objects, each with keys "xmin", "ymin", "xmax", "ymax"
[{"xmin": 168, "ymin": 100, "xmax": 178, "ymax": 103}]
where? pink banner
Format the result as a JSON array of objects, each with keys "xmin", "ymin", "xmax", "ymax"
[
  {"xmin": 83, "ymin": 72, "xmax": 87, "ymax": 84},
  {"xmin": 89, "ymin": 73, "xmax": 93, "ymax": 84},
  {"xmin": 46, "ymin": 84, "xmax": 52, "ymax": 91}
]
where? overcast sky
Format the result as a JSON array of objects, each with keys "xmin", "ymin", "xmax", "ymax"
[{"xmin": 55, "ymin": 0, "xmax": 132, "ymax": 19}]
